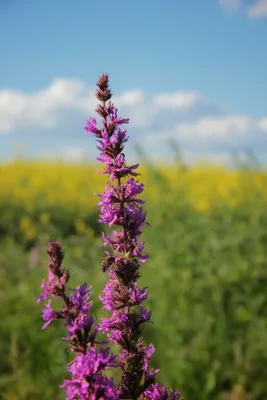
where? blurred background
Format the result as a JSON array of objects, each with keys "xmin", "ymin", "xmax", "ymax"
[{"xmin": 0, "ymin": 1, "xmax": 267, "ymax": 399}]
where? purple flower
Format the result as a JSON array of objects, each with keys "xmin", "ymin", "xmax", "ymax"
[
  {"xmin": 37, "ymin": 279, "xmax": 52, "ymax": 303},
  {"xmin": 37, "ymin": 240, "xmax": 118, "ymax": 399},
  {"xmin": 37, "ymin": 74, "xmax": 182, "ymax": 400},
  {"xmin": 84, "ymin": 117, "xmax": 98, "ymax": 135},
  {"xmin": 144, "ymin": 384, "xmax": 182, "ymax": 400},
  {"xmin": 85, "ymin": 73, "xmax": 181, "ymax": 399},
  {"xmin": 41, "ymin": 300, "xmax": 57, "ymax": 330},
  {"xmin": 105, "ymin": 103, "xmax": 129, "ymax": 126},
  {"xmin": 60, "ymin": 348, "xmax": 118, "ymax": 399}
]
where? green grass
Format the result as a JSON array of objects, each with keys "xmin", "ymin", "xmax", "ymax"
[{"xmin": 1, "ymin": 165, "xmax": 267, "ymax": 400}]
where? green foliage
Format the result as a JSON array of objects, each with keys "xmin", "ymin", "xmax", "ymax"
[{"xmin": 0, "ymin": 163, "xmax": 267, "ymax": 400}]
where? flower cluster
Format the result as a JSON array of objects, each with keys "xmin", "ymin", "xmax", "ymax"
[
  {"xmin": 37, "ymin": 240, "xmax": 118, "ymax": 399},
  {"xmin": 84, "ymin": 73, "xmax": 182, "ymax": 400},
  {"xmin": 38, "ymin": 74, "xmax": 182, "ymax": 400}
]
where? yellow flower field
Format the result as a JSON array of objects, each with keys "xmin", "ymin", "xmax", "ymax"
[
  {"xmin": 1, "ymin": 160, "xmax": 266, "ymax": 208},
  {"xmin": 0, "ymin": 160, "xmax": 266, "ymax": 242},
  {"xmin": 1, "ymin": 160, "xmax": 267, "ymax": 400}
]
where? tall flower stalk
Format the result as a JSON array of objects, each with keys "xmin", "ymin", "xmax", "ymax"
[
  {"xmin": 38, "ymin": 73, "xmax": 182, "ymax": 400},
  {"xmin": 37, "ymin": 240, "xmax": 118, "ymax": 399},
  {"xmin": 85, "ymin": 74, "xmax": 181, "ymax": 400}
]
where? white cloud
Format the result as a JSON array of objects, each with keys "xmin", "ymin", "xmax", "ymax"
[
  {"xmin": 41, "ymin": 146, "xmax": 88, "ymax": 163},
  {"xmin": 153, "ymin": 92, "xmax": 201, "ymax": 110},
  {"xmin": 139, "ymin": 115, "xmax": 252, "ymax": 155},
  {"xmin": 175, "ymin": 115, "xmax": 250, "ymax": 139},
  {"xmin": 258, "ymin": 117, "xmax": 267, "ymax": 131},
  {"xmin": 247, "ymin": 0, "xmax": 267, "ymax": 18},
  {"xmin": 0, "ymin": 90, "xmax": 27, "ymax": 132},
  {"xmin": 183, "ymin": 150, "xmax": 233, "ymax": 165},
  {"xmin": 0, "ymin": 79, "xmax": 202, "ymax": 134},
  {"xmin": 218, "ymin": 0, "xmax": 267, "ymax": 18},
  {"xmin": 115, "ymin": 90, "xmax": 144, "ymax": 106},
  {"xmin": 1, "ymin": 77, "xmax": 266, "ymax": 166},
  {"xmin": 114, "ymin": 90, "xmax": 155, "ymax": 128},
  {"xmin": 218, "ymin": 0, "xmax": 241, "ymax": 12},
  {"xmin": 0, "ymin": 78, "xmax": 95, "ymax": 134},
  {"xmin": 61, "ymin": 146, "xmax": 88, "ymax": 163}
]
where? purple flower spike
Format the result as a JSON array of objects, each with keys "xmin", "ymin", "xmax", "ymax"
[
  {"xmin": 38, "ymin": 73, "xmax": 182, "ymax": 400},
  {"xmin": 61, "ymin": 348, "xmax": 118, "ymax": 400},
  {"xmin": 37, "ymin": 240, "xmax": 118, "ymax": 399},
  {"xmin": 85, "ymin": 73, "xmax": 182, "ymax": 399}
]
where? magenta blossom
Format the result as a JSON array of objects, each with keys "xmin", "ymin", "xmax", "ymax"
[
  {"xmin": 37, "ymin": 240, "xmax": 118, "ymax": 399},
  {"xmin": 85, "ymin": 73, "xmax": 182, "ymax": 399},
  {"xmin": 37, "ymin": 73, "xmax": 182, "ymax": 400}
]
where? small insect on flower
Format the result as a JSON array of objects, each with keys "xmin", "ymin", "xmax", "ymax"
[{"xmin": 101, "ymin": 256, "xmax": 115, "ymax": 272}]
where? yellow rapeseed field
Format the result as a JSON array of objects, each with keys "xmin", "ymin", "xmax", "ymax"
[{"xmin": 0, "ymin": 160, "xmax": 266, "ymax": 241}]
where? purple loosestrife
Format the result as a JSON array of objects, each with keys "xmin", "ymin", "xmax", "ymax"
[
  {"xmin": 37, "ymin": 240, "xmax": 118, "ymax": 400},
  {"xmin": 85, "ymin": 74, "xmax": 182, "ymax": 400}
]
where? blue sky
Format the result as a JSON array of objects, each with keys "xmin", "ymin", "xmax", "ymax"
[{"xmin": 1, "ymin": 0, "xmax": 267, "ymax": 165}]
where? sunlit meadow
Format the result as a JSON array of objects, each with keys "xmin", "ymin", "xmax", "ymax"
[{"xmin": 0, "ymin": 158, "xmax": 267, "ymax": 399}]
